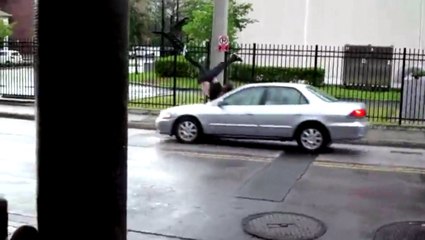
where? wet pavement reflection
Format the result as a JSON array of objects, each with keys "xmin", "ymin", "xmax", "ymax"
[{"xmin": 1, "ymin": 118, "xmax": 424, "ymax": 240}]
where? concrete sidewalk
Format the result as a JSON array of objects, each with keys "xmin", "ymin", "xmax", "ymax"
[{"xmin": 1, "ymin": 101, "xmax": 425, "ymax": 149}]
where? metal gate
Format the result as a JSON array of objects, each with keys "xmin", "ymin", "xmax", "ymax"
[{"xmin": 342, "ymin": 45, "xmax": 393, "ymax": 89}]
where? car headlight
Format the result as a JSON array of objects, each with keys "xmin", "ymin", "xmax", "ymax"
[{"xmin": 159, "ymin": 111, "xmax": 172, "ymax": 119}]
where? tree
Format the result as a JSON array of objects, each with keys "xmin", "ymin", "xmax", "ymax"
[
  {"xmin": 129, "ymin": 0, "xmax": 154, "ymax": 45},
  {"xmin": 181, "ymin": 0, "xmax": 256, "ymax": 44},
  {"xmin": 0, "ymin": 21, "xmax": 14, "ymax": 39},
  {"xmin": 130, "ymin": 0, "xmax": 181, "ymax": 45}
]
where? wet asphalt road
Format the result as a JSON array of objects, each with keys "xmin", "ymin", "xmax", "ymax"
[{"xmin": 0, "ymin": 117, "xmax": 424, "ymax": 240}]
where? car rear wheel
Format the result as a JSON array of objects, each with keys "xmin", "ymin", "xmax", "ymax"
[
  {"xmin": 174, "ymin": 117, "xmax": 202, "ymax": 143},
  {"xmin": 296, "ymin": 125, "xmax": 330, "ymax": 153}
]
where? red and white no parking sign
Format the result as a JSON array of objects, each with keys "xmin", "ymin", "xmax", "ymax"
[{"xmin": 218, "ymin": 35, "xmax": 229, "ymax": 52}]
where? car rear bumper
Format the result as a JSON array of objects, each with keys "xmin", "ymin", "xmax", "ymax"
[
  {"xmin": 155, "ymin": 117, "xmax": 175, "ymax": 135},
  {"xmin": 327, "ymin": 121, "xmax": 369, "ymax": 140}
]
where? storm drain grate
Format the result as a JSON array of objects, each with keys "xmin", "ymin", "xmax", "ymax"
[
  {"xmin": 241, "ymin": 212, "xmax": 326, "ymax": 240},
  {"xmin": 374, "ymin": 221, "xmax": 425, "ymax": 240}
]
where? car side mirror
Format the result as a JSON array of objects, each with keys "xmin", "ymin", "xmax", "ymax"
[{"xmin": 217, "ymin": 100, "xmax": 227, "ymax": 107}]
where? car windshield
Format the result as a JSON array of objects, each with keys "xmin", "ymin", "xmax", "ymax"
[{"xmin": 306, "ymin": 85, "xmax": 339, "ymax": 102}]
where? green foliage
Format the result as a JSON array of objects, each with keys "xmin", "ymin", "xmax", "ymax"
[
  {"xmin": 229, "ymin": 64, "xmax": 325, "ymax": 86},
  {"xmin": 154, "ymin": 55, "xmax": 198, "ymax": 78},
  {"xmin": 129, "ymin": 0, "xmax": 153, "ymax": 44},
  {"xmin": 154, "ymin": 55, "xmax": 325, "ymax": 87},
  {"xmin": 0, "ymin": 21, "xmax": 14, "ymax": 39},
  {"xmin": 181, "ymin": 0, "xmax": 257, "ymax": 44}
]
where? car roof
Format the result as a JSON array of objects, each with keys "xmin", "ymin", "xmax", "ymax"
[{"xmin": 239, "ymin": 82, "xmax": 309, "ymax": 89}]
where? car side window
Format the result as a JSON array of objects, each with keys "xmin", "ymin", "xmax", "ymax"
[
  {"xmin": 223, "ymin": 87, "xmax": 265, "ymax": 106},
  {"xmin": 264, "ymin": 87, "xmax": 308, "ymax": 105}
]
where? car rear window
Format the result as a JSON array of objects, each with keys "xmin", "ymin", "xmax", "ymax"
[{"xmin": 306, "ymin": 86, "xmax": 339, "ymax": 102}]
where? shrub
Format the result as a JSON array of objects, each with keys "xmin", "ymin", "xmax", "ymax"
[
  {"xmin": 154, "ymin": 55, "xmax": 198, "ymax": 78},
  {"xmin": 155, "ymin": 56, "xmax": 326, "ymax": 86},
  {"xmin": 229, "ymin": 64, "xmax": 325, "ymax": 86}
]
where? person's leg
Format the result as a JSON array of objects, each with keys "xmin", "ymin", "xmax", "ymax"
[
  {"xmin": 156, "ymin": 32, "xmax": 185, "ymax": 52},
  {"xmin": 198, "ymin": 53, "xmax": 242, "ymax": 83},
  {"xmin": 159, "ymin": 35, "xmax": 210, "ymax": 97},
  {"xmin": 182, "ymin": 45, "xmax": 208, "ymax": 74},
  {"xmin": 170, "ymin": 17, "xmax": 190, "ymax": 34}
]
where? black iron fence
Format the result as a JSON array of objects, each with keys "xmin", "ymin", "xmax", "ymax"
[{"xmin": 1, "ymin": 40, "xmax": 425, "ymax": 126}]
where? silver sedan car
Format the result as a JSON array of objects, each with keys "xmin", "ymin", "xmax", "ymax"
[{"xmin": 155, "ymin": 82, "xmax": 369, "ymax": 152}]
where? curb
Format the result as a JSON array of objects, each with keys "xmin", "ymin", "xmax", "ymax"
[
  {"xmin": 0, "ymin": 99, "xmax": 35, "ymax": 106},
  {"xmin": 0, "ymin": 112, "xmax": 158, "ymax": 130},
  {"xmin": 128, "ymin": 122, "xmax": 156, "ymax": 130},
  {"xmin": 0, "ymin": 112, "xmax": 34, "ymax": 120},
  {"xmin": 339, "ymin": 139, "xmax": 425, "ymax": 149},
  {"xmin": 1, "ymin": 111, "xmax": 425, "ymax": 149}
]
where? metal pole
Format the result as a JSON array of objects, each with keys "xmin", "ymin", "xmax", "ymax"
[
  {"xmin": 419, "ymin": 0, "xmax": 424, "ymax": 49},
  {"xmin": 398, "ymin": 48, "xmax": 407, "ymax": 126},
  {"xmin": 209, "ymin": 0, "xmax": 229, "ymax": 84},
  {"xmin": 36, "ymin": 0, "xmax": 129, "ymax": 239},
  {"xmin": 251, "ymin": 43, "xmax": 257, "ymax": 82},
  {"xmin": 161, "ymin": 0, "xmax": 165, "ymax": 56}
]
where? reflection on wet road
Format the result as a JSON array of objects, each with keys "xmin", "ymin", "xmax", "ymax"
[{"xmin": 1, "ymin": 117, "xmax": 424, "ymax": 240}]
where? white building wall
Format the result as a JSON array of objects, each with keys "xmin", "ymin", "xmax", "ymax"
[
  {"xmin": 237, "ymin": 0, "xmax": 425, "ymax": 49},
  {"xmin": 234, "ymin": 0, "xmax": 425, "ymax": 88}
]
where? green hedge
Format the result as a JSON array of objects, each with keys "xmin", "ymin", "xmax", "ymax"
[
  {"xmin": 154, "ymin": 55, "xmax": 197, "ymax": 78},
  {"xmin": 154, "ymin": 56, "xmax": 325, "ymax": 86},
  {"xmin": 229, "ymin": 64, "xmax": 325, "ymax": 86}
]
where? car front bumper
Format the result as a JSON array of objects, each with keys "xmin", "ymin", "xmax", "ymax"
[
  {"xmin": 327, "ymin": 121, "xmax": 369, "ymax": 141},
  {"xmin": 155, "ymin": 117, "xmax": 176, "ymax": 135}
]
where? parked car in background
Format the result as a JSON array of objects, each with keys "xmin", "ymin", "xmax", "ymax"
[
  {"xmin": 155, "ymin": 82, "xmax": 369, "ymax": 152},
  {"xmin": 0, "ymin": 49, "xmax": 23, "ymax": 64},
  {"xmin": 129, "ymin": 46, "xmax": 160, "ymax": 58}
]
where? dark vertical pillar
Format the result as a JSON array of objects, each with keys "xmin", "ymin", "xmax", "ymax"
[
  {"xmin": 0, "ymin": 199, "xmax": 7, "ymax": 240},
  {"xmin": 36, "ymin": 0, "xmax": 128, "ymax": 240}
]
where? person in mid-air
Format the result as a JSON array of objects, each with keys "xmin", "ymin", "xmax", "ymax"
[{"xmin": 155, "ymin": 18, "xmax": 242, "ymax": 101}]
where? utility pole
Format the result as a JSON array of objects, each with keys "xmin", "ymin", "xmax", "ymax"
[{"xmin": 209, "ymin": 0, "xmax": 229, "ymax": 84}]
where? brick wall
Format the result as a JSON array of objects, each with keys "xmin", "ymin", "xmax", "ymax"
[{"xmin": 0, "ymin": 0, "xmax": 34, "ymax": 39}]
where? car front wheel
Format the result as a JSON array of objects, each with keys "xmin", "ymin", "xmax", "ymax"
[
  {"xmin": 174, "ymin": 117, "xmax": 202, "ymax": 143},
  {"xmin": 296, "ymin": 125, "xmax": 330, "ymax": 153}
]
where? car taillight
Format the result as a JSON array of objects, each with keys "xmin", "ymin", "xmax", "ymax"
[{"xmin": 349, "ymin": 109, "xmax": 367, "ymax": 118}]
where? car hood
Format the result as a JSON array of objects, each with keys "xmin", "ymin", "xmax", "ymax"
[{"xmin": 165, "ymin": 104, "xmax": 210, "ymax": 114}]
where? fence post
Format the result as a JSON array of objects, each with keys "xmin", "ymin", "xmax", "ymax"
[
  {"xmin": 0, "ymin": 198, "xmax": 7, "ymax": 240},
  {"xmin": 223, "ymin": 51, "xmax": 229, "ymax": 84},
  {"xmin": 251, "ymin": 43, "xmax": 257, "ymax": 82},
  {"xmin": 173, "ymin": 51, "xmax": 177, "ymax": 106},
  {"xmin": 204, "ymin": 41, "xmax": 211, "ymax": 103},
  {"xmin": 134, "ymin": 42, "xmax": 138, "ymax": 74},
  {"xmin": 205, "ymin": 41, "xmax": 211, "ymax": 70},
  {"xmin": 398, "ymin": 48, "xmax": 407, "ymax": 126},
  {"xmin": 313, "ymin": 45, "xmax": 319, "ymax": 86}
]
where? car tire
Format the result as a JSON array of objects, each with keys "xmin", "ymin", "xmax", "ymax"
[
  {"xmin": 295, "ymin": 124, "xmax": 330, "ymax": 153},
  {"xmin": 174, "ymin": 116, "xmax": 203, "ymax": 144}
]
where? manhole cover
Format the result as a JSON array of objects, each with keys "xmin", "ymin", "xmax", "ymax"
[
  {"xmin": 242, "ymin": 212, "xmax": 326, "ymax": 240},
  {"xmin": 374, "ymin": 221, "xmax": 425, "ymax": 240}
]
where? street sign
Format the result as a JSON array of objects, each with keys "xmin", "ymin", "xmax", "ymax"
[{"xmin": 218, "ymin": 35, "xmax": 229, "ymax": 52}]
